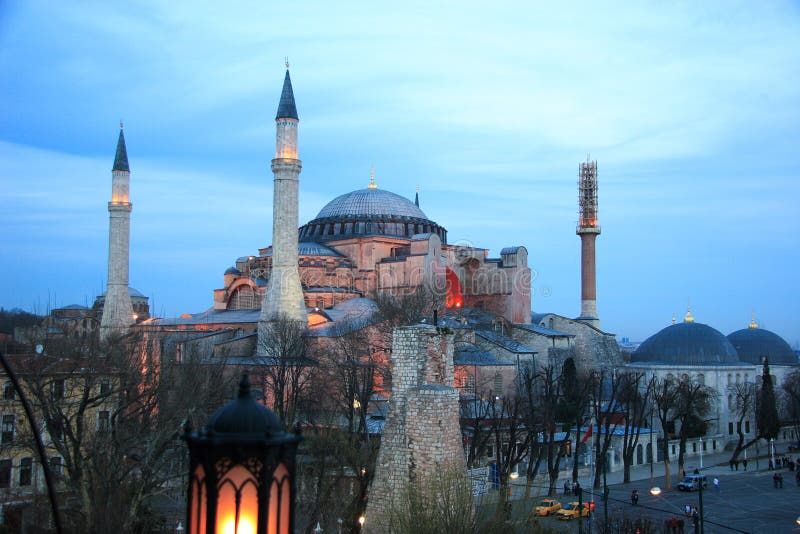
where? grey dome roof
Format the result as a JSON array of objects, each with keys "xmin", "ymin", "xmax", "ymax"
[
  {"xmin": 727, "ymin": 328, "xmax": 796, "ymax": 365},
  {"xmin": 300, "ymin": 187, "xmax": 447, "ymax": 244},
  {"xmin": 316, "ymin": 188, "xmax": 428, "ymax": 219},
  {"xmin": 632, "ymin": 322, "xmax": 742, "ymax": 366}
]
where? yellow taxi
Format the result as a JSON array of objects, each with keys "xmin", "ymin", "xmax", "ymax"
[
  {"xmin": 534, "ymin": 498, "xmax": 562, "ymax": 516},
  {"xmin": 556, "ymin": 502, "xmax": 590, "ymax": 520}
]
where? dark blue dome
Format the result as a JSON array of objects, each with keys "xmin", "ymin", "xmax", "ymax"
[
  {"xmin": 632, "ymin": 321, "xmax": 741, "ymax": 366},
  {"xmin": 727, "ymin": 328, "xmax": 796, "ymax": 366},
  {"xmin": 207, "ymin": 375, "xmax": 282, "ymax": 437}
]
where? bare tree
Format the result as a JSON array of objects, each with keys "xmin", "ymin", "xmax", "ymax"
[
  {"xmin": 674, "ymin": 378, "xmax": 716, "ymax": 477},
  {"xmin": 652, "ymin": 376, "xmax": 679, "ymax": 489},
  {"xmin": 617, "ymin": 372, "xmax": 654, "ymax": 483},
  {"xmin": 781, "ymin": 370, "xmax": 800, "ymax": 439},
  {"xmin": 589, "ymin": 369, "xmax": 622, "ymax": 491},
  {"xmin": 14, "ymin": 327, "xmax": 232, "ymax": 533},
  {"xmin": 257, "ymin": 314, "xmax": 316, "ymax": 427},
  {"xmin": 728, "ymin": 381, "xmax": 759, "ymax": 463},
  {"xmin": 485, "ymin": 393, "xmax": 531, "ymax": 516}
]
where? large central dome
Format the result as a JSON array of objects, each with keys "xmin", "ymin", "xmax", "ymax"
[
  {"xmin": 316, "ymin": 188, "xmax": 428, "ymax": 219},
  {"xmin": 299, "ymin": 187, "xmax": 447, "ymax": 244}
]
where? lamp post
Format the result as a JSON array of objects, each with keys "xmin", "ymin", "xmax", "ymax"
[
  {"xmin": 699, "ymin": 437, "xmax": 704, "ymax": 470},
  {"xmin": 649, "ymin": 410, "xmax": 655, "ymax": 488},
  {"xmin": 183, "ymin": 373, "xmax": 302, "ymax": 534},
  {"xmin": 770, "ymin": 438, "xmax": 776, "ymax": 467}
]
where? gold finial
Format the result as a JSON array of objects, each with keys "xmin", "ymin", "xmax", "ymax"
[
  {"xmin": 683, "ymin": 304, "xmax": 694, "ymax": 323},
  {"xmin": 749, "ymin": 311, "xmax": 758, "ymax": 329},
  {"xmin": 285, "ymin": 57, "xmax": 289, "ymax": 69},
  {"xmin": 368, "ymin": 165, "xmax": 377, "ymax": 189},
  {"xmin": 671, "ymin": 313, "xmax": 676, "ymax": 325}
]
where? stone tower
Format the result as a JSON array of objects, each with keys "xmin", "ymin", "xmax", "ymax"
[
  {"xmin": 363, "ymin": 325, "xmax": 466, "ymax": 533},
  {"xmin": 258, "ymin": 68, "xmax": 307, "ymax": 332},
  {"xmin": 100, "ymin": 124, "xmax": 134, "ymax": 337},
  {"xmin": 576, "ymin": 157, "xmax": 601, "ymax": 328}
]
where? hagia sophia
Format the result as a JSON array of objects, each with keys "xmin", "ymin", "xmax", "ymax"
[{"xmin": 29, "ymin": 68, "xmax": 798, "ymax": 452}]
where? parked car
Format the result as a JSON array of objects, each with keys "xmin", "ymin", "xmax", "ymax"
[
  {"xmin": 534, "ymin": 499, "xmax": 562, "ymax": 516},
  {"xmin": 677, "ymin": 474, "xmax": 707, "ymax": 491},
  {"xmin": 556, "ymin": 502, "xmax": 590, "ymax": 520}
]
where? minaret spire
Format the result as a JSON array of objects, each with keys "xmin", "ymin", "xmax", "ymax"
[
  {"xmin": 101, "ymin": 123, "xmax": 134, "ymax": 338},
  {"xmin": 258, "ymin": 67, "xmax": 307, "ymax": 336},
  {"xmin": 576, "ymin": 158, "xmax": 601, "ymax": 327},
  {"xmin": 414, "ymin": 184, "xmax": 419, "ymax": 207}
]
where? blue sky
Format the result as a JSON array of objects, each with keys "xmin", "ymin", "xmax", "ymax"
[{"xmin": 1, "ymin": 1, "xmax": 798, "ymax": 344}]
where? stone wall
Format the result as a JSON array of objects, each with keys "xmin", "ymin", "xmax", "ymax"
[{"xmin": 363, "ymin": 325, "xmax": 467, "ymax": 533}]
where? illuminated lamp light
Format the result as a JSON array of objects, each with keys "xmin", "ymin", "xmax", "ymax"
[
  {"xmin": 184, "ymin": 373, "xmax": 301, "ymax": 534},
  {"xmin": 358, "ymin": 516, "xmax": 365, "ymax": 528},
  {"xmin": 180, "ymin": 313, "xmax": 193, "ymax": 319},
  {"xmin": 650, "ymin": 486, "xmax": 661, "ymax": 496},
  {"xmin": 132, "ymin": 314, "xmax": 138, "ymax": 321},
  {"xmin": 509, "ymin": 471, "xmax": 519, "ymax": 480}
]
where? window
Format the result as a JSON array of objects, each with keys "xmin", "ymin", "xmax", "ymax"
[
  {"xmin": 1, "ymin": 415, "xmax": 14, "ymax": 444},
  {"xmin": 0, "ymin": 460, "xmax": 10, "ymax": 488},
  {"xmin": 745, "ymin": 421, "xmax": 750, "ymax": 434},
  {"xmin": 97, "ymin": 411, "xmax": 110, "ymax": 432},
  {"xmin": 728, "ymin": 422, "xmax": 734, "ymax": 435},
  {"xmin": 19, "ymin": 458, "xmax": 32, "ymax": 486},
  {"xmin": 2, "ymin": 382, "xmax": 14, "ymax": 401},
  {"xmin": 49, "ymin": 420, "xmax": 64, "ymax": 443},
  {"xmin": 493, "ymin": 373, "xmax": 503, "ymax": 393},
  {"xmin": 51, "ymin": 379, "xmax": 65, "ymax": 401},
  {"xmin": 49, "ymin": 457, "xmax": 62, "ymax": 478},
  {"xmin": 100, "ymin": 381, "xmax": 112, "ymax": 396}
]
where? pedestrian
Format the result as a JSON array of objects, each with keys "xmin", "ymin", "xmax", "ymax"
[
  {"xmin": 713, "ymin": 477, "xmax": 719, "ymax": 491},
  {"xmin": 773, "ymin": 472, "xmax": 779, "ymax": 488},
  {"xmin": 685, "ymin": 504, "xmax": 691, "ymax": 517},
  {"xmin": 564, "ymin": 480, "xmax": 570, "ymax": 495},
  {"xmin": 742, "ymin": 459, "xmax": 747, "ymax": 471},
  {"xmin": 575, "ymin": 481, "xmax": 582, "ymax": 497},
  {"xmin": 734, "ymin": 460, "xmax": 739, "ymax": 471},
  {"xmin": 631, "ymin": 489, "xmax": 639, "ymax": 505},
  {"xmin": 779, "ymin": 473, "xmax": 784, "ymax": 488},
  {"xmin": 572, "ymin": 481, "xmax": 577, "ymax": 495}
]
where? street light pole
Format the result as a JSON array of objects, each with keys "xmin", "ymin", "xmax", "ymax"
[
  {"xmin": 770, "ymin": 438, "xmax": 775, "ymax": 467},
  {"xmin": 699, "ymin": 437, "xmax": 704, "ymax": 470},
  {"xmin": 649, "ymin": 410, "xmax": 654, "ymax": 488}
]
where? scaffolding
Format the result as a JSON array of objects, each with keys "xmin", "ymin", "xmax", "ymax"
[{"xmin": 577, "ymin": 159, "xmax": 598, "ymax": 230}]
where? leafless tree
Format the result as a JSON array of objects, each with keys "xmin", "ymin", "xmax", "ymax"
[
  {"xmin": 781, "ymin": 370, "xmax": 800, "ymax": 439},
  {"xmin": 617, "ymin": 372, "xmax": 654, "ymax": 483},
  {"xmin": 651, "ymin": 376, "xmax": 679, "ymax": 489},
  {"xmin": 257, "ymin": 314, "xmax": 316, "ymax": 427},
  {"xmin": 728, "ymin": 381, "xmax": 759, "ymax": 463},
  {"xmin": 674, "ymin": 378, "xmax": 716, "ymax": 477},
  {"xmin": 589, "ymin": 369, "xmax": 622, "ymax": 490}
]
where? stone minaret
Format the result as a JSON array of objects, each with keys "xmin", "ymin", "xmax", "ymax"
[
  {"xmin": 576, "ymin": 157, "xmax": 600, "ymax": 327},
  {"xmin": 258, "ymin": 68, "xmax": 306, "ymax": 331},
  {"xmin": 100, "ymin": 124, "xmax": 134, "ymax": 337}
]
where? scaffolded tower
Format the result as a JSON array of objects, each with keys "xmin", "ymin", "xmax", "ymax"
[{"xmin": 576, "ymin": 157, "xmax": 601, "ymax": 327}]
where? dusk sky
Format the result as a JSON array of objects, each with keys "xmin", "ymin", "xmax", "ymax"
[{"xmin": 1, "ymin": 1, "xmax": 798, "ymax": 344}]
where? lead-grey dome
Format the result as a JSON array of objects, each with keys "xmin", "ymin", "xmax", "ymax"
[
  {"xmin": 632, "ymin": 322, "xmax": 742, "ymax": 366},
  {"xmin": 316, "ymin": 188, "xmax": 428, "ymax": 219},
  {"xmin": 299, "ymin": 187, "xmax": 447, "ymax": 244},
  {"xmin": 727, "ymin": 328, "xmax": 796, "ymax": 366}
]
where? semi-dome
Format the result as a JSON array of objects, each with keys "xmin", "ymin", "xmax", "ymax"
[
  {"xmin": 632, "ymin": 321, "xmax": 742, "ymax": 366},
  {"xmin": 727, "ymin": 327, "xmax": 796, "ymax": 366},
  {"xmin": 299, "ymin": 187, "xmax": 447, "ymax": 244}
]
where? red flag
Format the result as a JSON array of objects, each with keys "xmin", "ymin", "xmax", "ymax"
[{"xmin": 581, "ymin": 425, "xmax": 593, "ymax": 443}]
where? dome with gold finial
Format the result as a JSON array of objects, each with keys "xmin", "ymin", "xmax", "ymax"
[
  {"xmin": 299, "ymin": 168, "xmax": 446, "ymax": 244},
  {"xmin": 728, "ymin": 316, "xmax": 796, "ymax": 365},
  {"xmin": 632, "ymin": 317, "xmax": 741, "ymax": 366}
]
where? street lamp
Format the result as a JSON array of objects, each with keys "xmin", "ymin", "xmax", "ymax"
[
  {"xmin": 699, "ymin": 437, "xmax": 704, "ymax": 470},
  {"xmin": 183, "ymin": 373, "xmax": 302, "ymax": 534},
  {"xmin": 770, "ymin": 438, "xmax": 776, "ymax": 467}
]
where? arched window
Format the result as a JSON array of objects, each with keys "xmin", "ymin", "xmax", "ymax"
[
  {"xmin": 228, "ymin": 286, "xmax": 260, "ymax": 310},
  {"xmin": 636, "ymin": 444, "xmax": 643, "ymax": 465}
]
